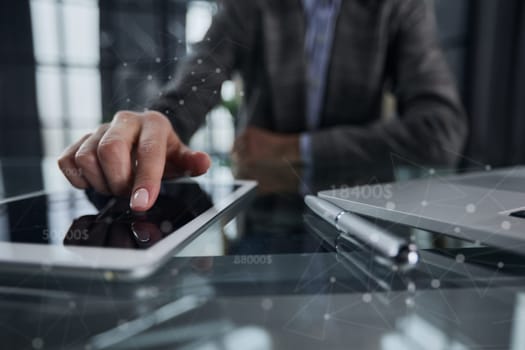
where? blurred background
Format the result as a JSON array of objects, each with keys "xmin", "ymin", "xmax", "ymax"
[{"xmin": 0, "ymin": 0, "xmax": 524, "ymax": 166}]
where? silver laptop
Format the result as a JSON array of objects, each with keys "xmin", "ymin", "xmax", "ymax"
[{"xmin": 319, "ymin": 167, "xmax": 525, "ymax": 255}]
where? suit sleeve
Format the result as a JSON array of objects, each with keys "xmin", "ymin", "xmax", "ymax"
[
  {"xmin": 309, "ymin": 0, "xmax": 468, "ymax": 167},
  {"xmin": 148, "ymin": 0, "xmax": 256, "ymax": 144}
]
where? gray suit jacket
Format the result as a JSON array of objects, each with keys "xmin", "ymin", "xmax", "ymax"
[{"xmin": 150, "ymin": 0, "xmax": 468, "ymax": 166}]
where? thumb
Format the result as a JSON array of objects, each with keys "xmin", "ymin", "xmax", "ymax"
[
  {"xmin": 165, "ymin": 145, "xmax": 211, "ymax": 178},
  {"xmin": 181, "ymin": 149, "xmax": 212, "ymax": 176}
]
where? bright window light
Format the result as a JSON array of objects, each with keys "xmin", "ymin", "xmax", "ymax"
[
  {"xmin": 186, "ymin": 1, "xmax": 213, "ymax": 46},
  {"xmin": 36, "ymin": 66, "xmax": 63, "ymax": 127},
  {"xmin": 221, "ymin": 80, "xmax": 236, "ymax": 101},
  {"xmin": 63, "ymin": 1, "xmax": 100, "ymax": 65},
  {"xmin": 30, "ymin": 0, "xmax": 60, "ymax": 64},
  {"xmin": 65, "ymin": 68, "xmax": 102, "ymax": 128}
]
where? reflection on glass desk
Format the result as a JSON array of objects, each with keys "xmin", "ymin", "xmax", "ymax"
[{"xmin": 1, "ymin": 156, "xmax": 525, "ymax": 350}]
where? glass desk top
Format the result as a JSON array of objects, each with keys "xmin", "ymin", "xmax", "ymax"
[{"xmin": 0, "ymin": 156, "xmax": 524, "ymax": 350}]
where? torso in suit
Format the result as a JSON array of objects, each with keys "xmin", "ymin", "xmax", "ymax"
[{"xmin": 151, "ymin": 0, "xmax": 467, "ymax": 166}]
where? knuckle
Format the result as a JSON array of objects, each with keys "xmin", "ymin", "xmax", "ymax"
[
  {"xmin": 143, "ymin": 111, "xmax": 169, "ymax": 126},
  {"xmin": 97, "ymin": 138, "xmax": 127, "ymax": 160},
  {"xmin": 113, "ymin": 111, "xmax": 135, "ymax": 124},
  {"xmin": 74, "ymin": 151, "xmax": 98, "ymax": 169}
]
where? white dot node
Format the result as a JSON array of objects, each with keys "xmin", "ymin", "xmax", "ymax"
[
  {"xmin": 178, "ymin": 39, "xmax": 182, "ymax": 44},
  {"xmin": 191, "ymin": 71, "xmax": 195, "ymax": 75},
  {"xmin": 261, "ymin": 298, "xmax": 273, "ymax": 311},
  {"xmin": 429, "ymin": 168, "xmax": 435, "ymax": 175},
  {"xmin": 174, "ymin": 57, "xmax": 178, "ymax": 61},
  {"xmin": 454, "ymin": 227, "xmax": 461, "ymax": 233},
  {"xmin": 324, "ymin": 313, "xmax": 331, "ymax": 320},
  {"xmin": 202, "ymin": 78, "xmax": 206, "ymax": 82},
  {"xmin": 466, "ymin": 204, "xmax": 476, "ymax": 214},
  {"xmin": 407, "ymin": 282, "xmax": 416, "ymax": 293},
  {"xmin": 216, "ymin": 68, "xmax": 222, "ymax": 73},
  {"xmin": 362, "ymin": 293, "xmax": 372, "ymax": 303},
  {"xmin": 147, "ymin": 75, "xmax": 153, "ymax": 81},
  {"xmin": 431, "ymin": 279, "xmax": 440, "ymax": 289},
  {"xmin": 197, "ymin": 59, "xmax": 203, "ymax": 64},
  {"xmin": 32, "ymin": 338, "xmax": 44, "ymax": 349},
  {"xmin": 330, "ymin": 276, "xmax": 336, "ymax": 284},
  {"xmin": 485, "ymin": 165, "xmax": 492, "ymax": 171},
  {"xmin": 456, "ymin": 254, "xmax": 465, "ymax": 263},
  {"xmin": 498, "ymin": 262, "xmax": 504, "ymax": 269},
  {"xmin": 421, "ymin": 200, "xmax": 428, "ymax": 207},
  {"xmin": 155, "ymin": 57, "xmax": 161, "ymax": 63},
  {"xmin": 69, "ymin": 300, "xmax": 77, "ymax": 309},
  {"xmin": 192, "ymin": 86, "xmax": 198, "ymax": 91},
  {"xmin": 168, "ymin": 75, "xmax": 172, "ymax": 80},
  {"xmin": 179, "ymin": 100, "xmax": 185, "ymax": 106},
  {"xmin": 104, "ymin": 271, "xmax": 115, "ymax": 281},
  {"xmin": 123, "ymin": 62, "xmax": 128, "ymax": 67},
  {"xmin": 502, "ymin": 221, "xmax": 511, "ymax": 230},
  {"xmin": 126, "ymin": 98, "xmax": 131, "ymax": 103},
  {"xmin": 386, "ymin": 202, "xmax": 396, "ymax": 210},
  {"xmin": 213, "ymin": 90, "xmax": 218, "ymax": 94},
  {"xmin": 405, "ymin": 298, "xmax": 415, "ymax": 307}
]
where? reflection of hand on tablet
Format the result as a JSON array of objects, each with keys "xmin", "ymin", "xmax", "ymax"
[
  {"xmin": 63, "ymin": 214, "xmax": 163, "ymax": 249},
  {"xmin": 57, "ymin": 111, "xmax": 211, "ymax": 212},
  {"xmin": 65, "ymin": 182, "xmax": 214, "ymax": 249}
]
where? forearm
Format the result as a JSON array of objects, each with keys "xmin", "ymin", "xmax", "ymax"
[
  {"xmin": 307, "ymin": 0, "xmax": 468, "ymax": 168},
  {"xmin": 149, "ymin": 0, "xmax": 257, "ymax": 143},
  {"xmin": 148, "ymin": 43, "xmax": 232, "ymax": 143},
  {"xmin": 308, "ymin": 102, "xmax": 467, "ymax": 167}
]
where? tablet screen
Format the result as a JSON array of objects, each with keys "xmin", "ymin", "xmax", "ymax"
[{"xmin": 0, "ymin": 181, "xmax": 240, "ymax": 250}]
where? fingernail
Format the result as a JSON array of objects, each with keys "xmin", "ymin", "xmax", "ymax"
[{"xmin": 130, "ymin": 188, "xmax": 149, "ymax": 210}]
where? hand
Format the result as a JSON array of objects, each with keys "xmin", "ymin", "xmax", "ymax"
[
  {"xmin": 58, "ymin": 111, "xmax": 211, "ymax": 212},
  {"xmin": 232, "ymin": 127, "xmax": 300, "ymax": 165}
]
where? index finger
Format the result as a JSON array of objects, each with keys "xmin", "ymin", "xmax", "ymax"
[{"xmin": 129, "ymin": 114, "xmax": 170, "ymax": 211}]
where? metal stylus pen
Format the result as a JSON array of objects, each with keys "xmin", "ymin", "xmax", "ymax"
[{"xmin": 305, "ymin": 195, "xmax": 419, "ymax": 266}]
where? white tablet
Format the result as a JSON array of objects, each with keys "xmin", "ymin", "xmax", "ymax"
[{"xmin": 0, "ymin": 179, "xmax": 256, "ymax": 281}]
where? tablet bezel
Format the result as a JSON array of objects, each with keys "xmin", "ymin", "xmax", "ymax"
[{"xmin": 0, "ymin": 179, "xmax": 257, "ymax": 281}]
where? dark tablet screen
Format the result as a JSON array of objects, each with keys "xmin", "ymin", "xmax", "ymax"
[{"xmin": 0, "ymin": 181, "xmax": 240, "ymax": 250}]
